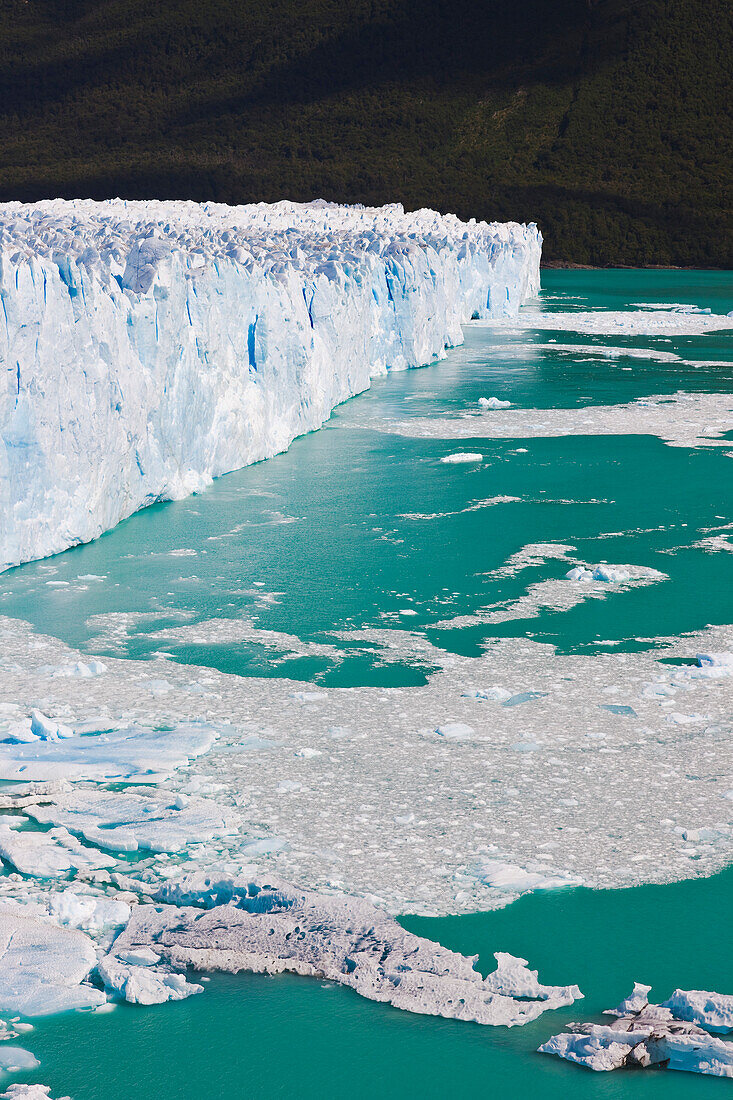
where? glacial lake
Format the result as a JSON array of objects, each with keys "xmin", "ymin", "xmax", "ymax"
[{"xmin": 2, "ymin": 269, "xmax": 733, "ymax": 1096}]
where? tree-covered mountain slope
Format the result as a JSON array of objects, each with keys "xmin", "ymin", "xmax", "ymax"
[{"xmin": 0, "ymin": 0, "xmax": 730, "ymax": 265}]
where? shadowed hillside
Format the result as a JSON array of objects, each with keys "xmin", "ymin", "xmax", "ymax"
[{"xmin": 0, "ymin": 0, "xmax": 730, "ymax": 265}]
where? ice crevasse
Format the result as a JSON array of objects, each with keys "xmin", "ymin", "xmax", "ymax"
[{"xmin": 0, "ymin": 198, "xmax": 541, "ymax": 570}]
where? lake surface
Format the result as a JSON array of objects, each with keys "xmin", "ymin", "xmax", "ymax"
[{"xmin": 3, "ymin": 269, "xmax": 733, "ymax": 1096}]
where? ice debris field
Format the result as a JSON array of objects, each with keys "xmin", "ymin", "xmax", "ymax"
[
  {"xmin": 0, "ymin": 612, "xmax": 731, "ymax": 1082},
  {"xmin": 0, "ymin": 198, "xmax": 539, "ymax": 573}
]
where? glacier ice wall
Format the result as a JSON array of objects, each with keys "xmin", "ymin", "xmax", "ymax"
[{"xmin": 0, "ymin": 198, "xmax": 541, "ymax": 570}]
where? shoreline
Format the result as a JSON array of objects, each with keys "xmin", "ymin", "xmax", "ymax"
[{"xmin": 540, "ymin": 261, "xmax": 730, "ymax": 271}]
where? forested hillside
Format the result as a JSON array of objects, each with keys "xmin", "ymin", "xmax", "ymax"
[{"xmin": 0, "ymin": 0, "xmax": 730, "ymax": 265}]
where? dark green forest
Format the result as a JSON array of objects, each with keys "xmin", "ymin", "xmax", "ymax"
[{"xmin": 0, "ymin": 0, "xmax": 731, "ymax": 266}]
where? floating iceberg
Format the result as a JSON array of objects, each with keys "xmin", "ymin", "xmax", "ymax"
[
  {"xmin": 478, "ymin": 396, "xmax": 512, "ymax": 409},
  {"xmin": 0, "ymin": 720, "xmax": 219, "ymax": 782},
  {"xmin": 439, "ymin": 452, "xmax": 483, "ymax": 464},
  {"xmin": 539, "ymin": 983, "xmax": 733, "ymax": 1077},
  {"xmin": 24, "ymin": 786, "xmax": 239, "ymax": 854},
  {"xmin": 0, "ymin": 199, "xmax": 540, "ymax": 572}
]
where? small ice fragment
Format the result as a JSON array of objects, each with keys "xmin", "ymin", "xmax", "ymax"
[
  {"xmin": 462, "ymin": 687, "xmax": 512, "ymax": 702},
  {"xmin": 435, "ymin": 723, "xmax": 474, "ymax": 741},
  {"xmin": 478, "ymin": 396, "xmax": 512, "ymax": 409},
  {"xmin": 502, "ymin": 691, "xmax": 548, "ymax": 707},
  {"xmin": 566, "ymin": 566, "xmax": 593, "ymax": 581},
  {"xmin": 440, "ymin": 453, "xmax": 483, "ymax": 464}
]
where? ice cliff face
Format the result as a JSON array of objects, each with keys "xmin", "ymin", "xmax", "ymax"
[{"xmin": 0, "ymin": 198, "xmax": 541, "ymax": 570}]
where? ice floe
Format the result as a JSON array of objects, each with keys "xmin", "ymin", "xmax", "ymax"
[
  {"xmin": 0, "ymin": 909, "xmax": 105, "ymax": 1014},
  {"xmin": 0, "ymin": 824, "xmax": 115, "ymax": 878},
  {"xmin": 107, "ymin": 871, "xmax": 581, "ymax": 1025},
  {"xmin": 378, "ymin": 391, "xmax": 733, "ymax": 451},
  {"xmin": 97, "ymin": 954, "xmax": 202, "ymax": 1006},
  {"xmin": 476, "ymin": 307, "xmax": 733, "ymax": 336},
  {"xmin": 0, "ymin": 1053, "xmax": 39, "ymax": 1075},
  {"xmin": 434, "ymin": 559, "xmax": 666, "ymax": 630},
  {"xmin": 23, "ymin": 786, "xmax": 240, "ymax": 854},
  {"xmin": 0, "ymin": 720, "xmax": 219, "ymax": 782}
]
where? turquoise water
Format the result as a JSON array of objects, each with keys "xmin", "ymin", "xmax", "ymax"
[
  {"xmin": 20, "ymin": 870, "xmax": 733, "ymax": 1099},
  {"xmin": 2, "ymin": 270, "xmax": 733, "ymax": 1095},
  {"xmin": 3, "ymin": 271, "xmax": 733, "ymax": 681}
]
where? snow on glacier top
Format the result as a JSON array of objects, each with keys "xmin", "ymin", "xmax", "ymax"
[{"xmin": 0, "ymin": 197, "xmax": 538, "ymax": 289}]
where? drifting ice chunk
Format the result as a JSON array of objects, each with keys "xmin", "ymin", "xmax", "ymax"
[
  {"xmin": 565, "ymin": 565, "xmax": 631, "ymax": 584},
  {"xmin": 540, "ymin": 983, "xmax": 733, "ymax": 1077},
  {"xmin": 25, "ymin": 787, "xmax": 239, "ymax": 854},
  {"xmin": 440, "ymin": 453, "xmax": 483, "ymax": 464},
  {"xmin": 540, "ymin": 1021, "xmax": 733, "ymax": 1076},
  {"xmin": 696, "ymin": 652, "xmax": 733, "ymax": 670},
  {"xmin": 592, "ymin": 565, "xmax": 630, "ymax": 584},
  {"xmin": 462, "ymin": 687, "xmax": 512, "ymax": 702},
  {"xmin": 566, "ymin": 566, "xmax": 593, "ymax": 581},
  {"xmin": 97, "ymin": 955, "xmax": 202, "ymax": 1006},
  {"xmin": 50, "ymin": 661, "xmax": 106, "ymax": 679},
  {"xmin": 471, "ymin": 859, "xmax": 582, "ymax": 894},
  {"xmin": 0, "ymin": 1051, "xmax": 39, "ymax": 1073},
  {"xmin": 478, "ymin": 396, "xmax": 512, "ymax": 409},
  {"xmin": 0, "ymin": 724, "xmax": 37, "ymax": 746},
  {"xmin": 0, "ymin": 721, "xmax": 219, "ymax": 782},
  {"xmin": 502, "ymin": 691, "xmax": 547, "ymax": 707},
  {"xmin": 0, "ymin": 909, "xmax": 105, "ymax": 1014},
  {"xmin": 109, "ymin": 872, "xmax": 581, "ymax": 1027},
  {"xmin": 435, "ymin": 723, "xmax": 474, "ymax": 741}
]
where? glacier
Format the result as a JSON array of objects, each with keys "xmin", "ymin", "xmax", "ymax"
[{"xmin": 0, "ymin": 198, "xmax": 541, "ymax": 572}]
